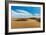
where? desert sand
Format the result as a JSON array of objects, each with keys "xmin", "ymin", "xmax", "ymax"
[{"xmin": 11, "ymin": 18, "xmax": 40, "ymax": 29}]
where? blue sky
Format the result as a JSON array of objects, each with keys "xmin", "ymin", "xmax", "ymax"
[
  {"xmin": 11, "ymin": 6, "xmax": 40, "ymax": 14},
  {"xmin": 11, "ymin": 6, "xmax": 41, "ymax": 18}
]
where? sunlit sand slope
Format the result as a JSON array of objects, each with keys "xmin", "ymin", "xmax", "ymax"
[{"xmin": 11, "ymin": 19, "xmax": 40, "ymax": 29}]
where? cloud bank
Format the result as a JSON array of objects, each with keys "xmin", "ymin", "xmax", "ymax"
[{"xmin": 11, "ymin": 9, "xmax": 40, "ymax": 18}]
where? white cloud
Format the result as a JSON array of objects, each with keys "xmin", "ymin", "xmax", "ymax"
[
  {"xmin": 11, "ymin": 9, "xmax": 40, "ymax": 18},
  {"xmin": 11, "ymin": 9, "xmax": 33, "ymax": 18}
]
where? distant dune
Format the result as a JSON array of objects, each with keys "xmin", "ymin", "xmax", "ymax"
[{"xmin": 11, "ymin": 18, "xmax": 40, "ymax": 29}]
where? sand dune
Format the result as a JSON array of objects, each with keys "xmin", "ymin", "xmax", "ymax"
[{"xmin": 11, "ymin": 18, "xmax": 40, "ymax": 29}]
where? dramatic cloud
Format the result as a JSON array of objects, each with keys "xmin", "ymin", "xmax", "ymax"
[
  {"xmin": 11, "ymin": 9, "xmax": 40, "ymax": 18},
  {"xmin": 11, "ymin": 9, "xmax": 33, "ymax": 18}
]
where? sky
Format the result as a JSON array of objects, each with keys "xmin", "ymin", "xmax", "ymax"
[{"xmin": 11, "ymin": 6, "xmax": 41, "ymax": 18}]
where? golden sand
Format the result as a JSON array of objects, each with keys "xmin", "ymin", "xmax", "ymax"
[{"xmin": 11, "ymin": 19, "xmax": 40, "ymax": 29}]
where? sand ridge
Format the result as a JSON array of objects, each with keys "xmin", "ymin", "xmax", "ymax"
[{"xmin": 11, "ymin": 19, "xmax": 40, "ymax": 29}]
